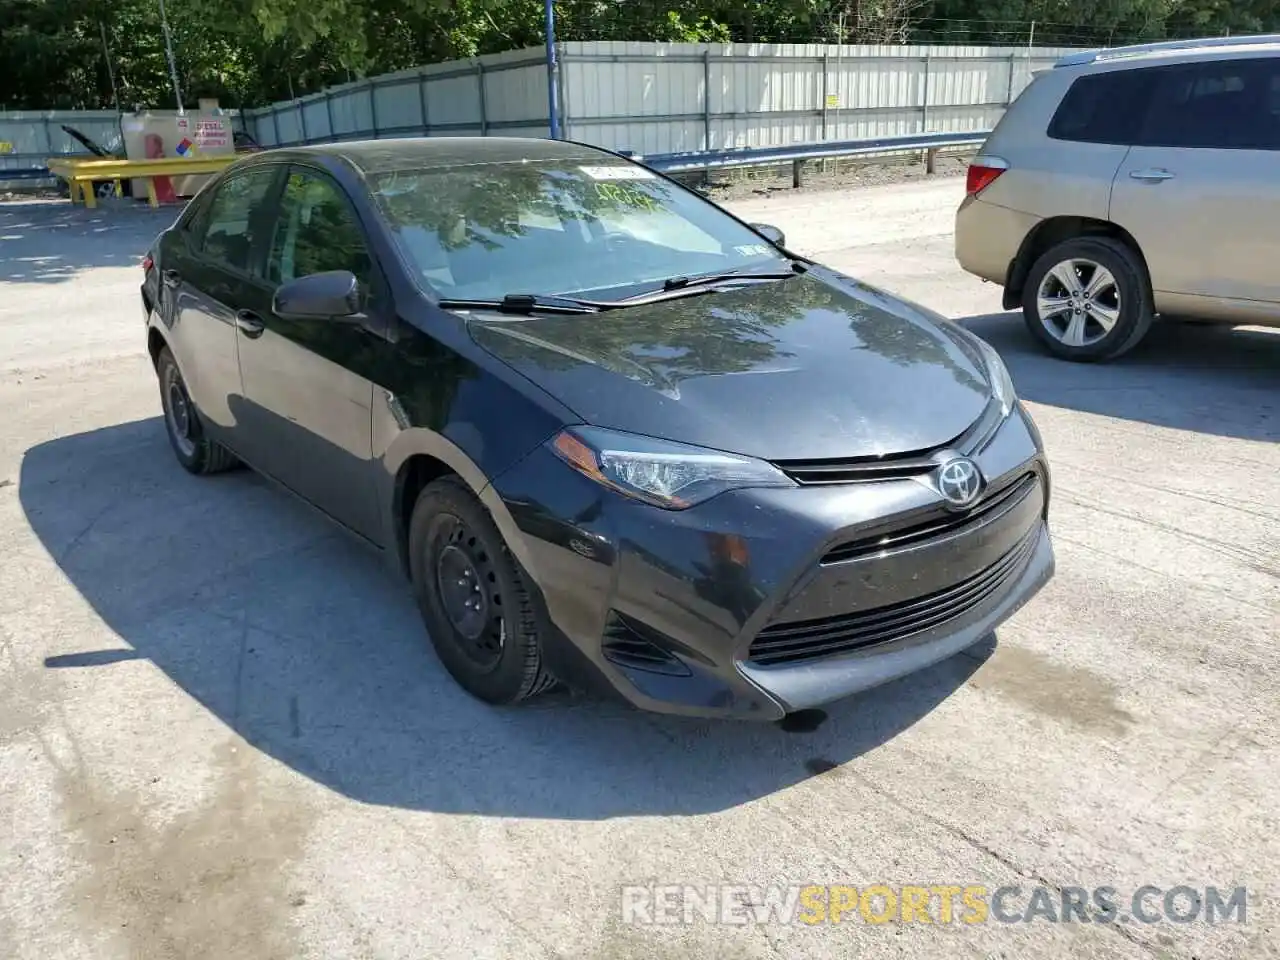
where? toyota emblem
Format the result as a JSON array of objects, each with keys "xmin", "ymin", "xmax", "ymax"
[{"xmin": 936, "ymin": 457, "xmax": 983, "ymax": 508}]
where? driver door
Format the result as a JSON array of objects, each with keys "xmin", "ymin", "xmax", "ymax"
[{"xmin": 235, "ymin": 166, "xmax": 384, "ymax": 541}]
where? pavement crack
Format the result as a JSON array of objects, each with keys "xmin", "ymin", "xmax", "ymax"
[
  {"xmin": 1059, "ymin": 492, "xmax": 1278, "ymax": 576},
  {"xmin": 56, "ymin": 499, "xmax": 119, "ymax": 565},
  {"xmin": 384, "ymin": 817, "xmax": 563, "ymax": 960},
  {"xmin": 844, "ymin": 770, "xmax": 1163, "ymax": 956},
  {"xmin": 1055, "ymin": 534, "xmax": 1278, "ymax": 617},
  {"xmin": 1058, "ymin": 461, "xmax": 1280, "ymax": 521},
  {"xmin": 231, "ymin": 614, "xmax": 249, "ymax": 734}
]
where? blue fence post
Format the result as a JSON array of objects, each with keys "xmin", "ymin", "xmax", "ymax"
[{"xmin": 545, "ymin": 0, "xmax": 561, "ymax": 138}]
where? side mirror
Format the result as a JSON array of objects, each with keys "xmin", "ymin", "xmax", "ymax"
[
  {"xmin": 273, "ymin": 270, "xmax": 361, "ymax": 320},
  {"xmin": 751, "ymin": 223, "xmax": 786, "ymax": 247}
]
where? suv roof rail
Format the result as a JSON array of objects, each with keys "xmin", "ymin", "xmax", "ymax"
[{"xmin": 1054, "ymin": 33, "xmax": 1280, "ymax": 68}]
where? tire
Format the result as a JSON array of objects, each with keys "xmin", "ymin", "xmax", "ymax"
[
  {"xmin": 1021, "ymin": 236, "xmax": 1154, "ymax": 362},
  {"xmin": 408, "ymin": 476, "xmax": 556, "ymax": 705},
  {"xmin": 156, "ymin": 347, "xmax": 239, "ymax": 475}
]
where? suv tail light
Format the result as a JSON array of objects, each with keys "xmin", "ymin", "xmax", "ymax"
[
  {"xmin": 965, "ymin": 156, "xmax": 1009, "ymax": 196},
  {"xmin": 142, "ymin": 254, "xmax": 154, "ymax": 273}
]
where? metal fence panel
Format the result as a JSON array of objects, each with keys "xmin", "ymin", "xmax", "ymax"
[
  {"xmin": 1, "ymin": 110, "xmax": 122, "ymax": 174},
  {"xmin": 8, "ymin": 42, "xmax": 1084, "ymax": 172},
  {"xmin": 558, "ymin": 40, "xmax": 1078, "ymax": 154},
  {"xmin": 243, "ymin": 49, "xmax": 550, "ymax": 147}
]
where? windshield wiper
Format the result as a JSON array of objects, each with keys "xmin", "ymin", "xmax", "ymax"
[
  {"xmin": 660, "ymin": 260, "xmax": 807, "ymax": 292},
  {"xmin": 439, "ymin": 261, "xmax": 808, "ymax": 315},
  {"xmin": 437, "ymin": 293, "xmax": 606, "ymax": 315}
]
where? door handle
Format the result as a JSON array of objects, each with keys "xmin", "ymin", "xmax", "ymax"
[
  {"xmin": 1129, "ymin": 168, "xmax": 1175, "ymax": 183},
  {"xmin": 235, "ymin": 310, "xmax": 266, "ymax": 338},
  {"xmin": 162, "ymin": 269, "xmax": 181, "ymax": 287}
]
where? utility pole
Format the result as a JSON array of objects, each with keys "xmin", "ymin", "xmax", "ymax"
[
  {"xmin": 157, "ymin": 0, "xmax": 184, "ymax": 113},
  {"xmin": 99, "ymin": 20, "xmax": 122, "ymax": 113}
]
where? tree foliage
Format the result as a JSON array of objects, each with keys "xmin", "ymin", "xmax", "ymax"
[{"xmin": 2, "ymin": 0, "xmax": 1276, "ymax": 111}]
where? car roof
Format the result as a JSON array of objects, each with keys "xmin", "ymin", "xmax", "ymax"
[
  {"xmin": 1055, "ymin": 34, "xmax": 1280, "ymax": 71},
  {"xmin": 263, "ymin": 136, "xmax": 613, "ymax": 176}
]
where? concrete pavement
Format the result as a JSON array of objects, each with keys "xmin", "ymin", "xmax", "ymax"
[{"xmin": 1, "ymin": 179, "xmax": 1277, "ymax": 959}]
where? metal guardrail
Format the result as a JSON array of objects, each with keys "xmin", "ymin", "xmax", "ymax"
[
  {"xmin": 631, "ymin": 130, "xmax": 991, "ymax": 187},
  {"xmin": 0, "ymin": 168, "xmax": 52, "ymax": 181},
  {"xmin": 46, "ymin": 155, "xmax": 239, "ymax": 208}
]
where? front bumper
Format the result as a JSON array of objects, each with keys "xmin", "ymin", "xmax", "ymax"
[{"xmin": 492, "ymin": 405, "xmax": 1055, "ymax": 720}]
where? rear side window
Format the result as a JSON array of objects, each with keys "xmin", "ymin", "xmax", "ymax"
[
  {"xmin": 1050, "ymin": 58, "xmax": 1280, "ymax": 150},
  {"xmin": 1137, "ymin": 58, "xmax": 1280, "ymax": 150},
  {"xmin": 1047, "ymin": 69, "xmax": 1159, "ymax": 144},
  {"xmin": 197, "ymin": 168, "xmax": 280, "ymax": 273}
]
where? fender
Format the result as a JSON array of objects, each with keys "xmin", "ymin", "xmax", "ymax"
[{"xmin": 373, "ymin": 386, "xmax": 555, "ymax": 588}]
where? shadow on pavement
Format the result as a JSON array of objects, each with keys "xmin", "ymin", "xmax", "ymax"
[
  {"xmin": 21, "ymin": 416, "xmax": 989, "ymax": 819},
  {"xmin": 960, "ymin": 312, "xmax": 1280, "ymax": 443},
  {"xmin": 0, "ymin": 199, "xmax": 178, "ymax": 283}
]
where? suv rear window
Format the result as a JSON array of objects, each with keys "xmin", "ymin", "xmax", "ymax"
[{"xmin": 1048, "ymin": 69, "xmax": 1159, "ymax": 144}]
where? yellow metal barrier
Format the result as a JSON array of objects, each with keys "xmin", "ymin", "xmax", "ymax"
[{"xmin": 45, "ymin": 155, "xmax": 240, "ymax": 209}]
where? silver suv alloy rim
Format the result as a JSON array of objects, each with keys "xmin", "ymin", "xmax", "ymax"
[{"xmin": 1036, "ymin": 258, "xmax": 1122, "ymax": 348}]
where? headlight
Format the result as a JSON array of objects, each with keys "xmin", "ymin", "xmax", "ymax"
[
  {"xmin": 549, "ymin": 426, "xmax": 795, "ymax": 509},
  {"xmin": 972, "ymin": 336, "xmax": 1016, "ymax": 418}
]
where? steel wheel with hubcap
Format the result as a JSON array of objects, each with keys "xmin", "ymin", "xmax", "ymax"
[
  {"xmin": 431, "ymin": 513, "xmax": 505, "ymax": 673},
  {"xmin": 155, "ymin": 346, "xmax": 240, "ymax": 475},
  {"xmin": 163, "ymin": 360, "xmax": 198, "ymax": 460},
  {"xmin": 1022, "ymin": 236, "xmax": 1154, "ymax": 362},
  {"xmin": 408, "ymin": 476, "xmax": 556, "ymax": 705}
]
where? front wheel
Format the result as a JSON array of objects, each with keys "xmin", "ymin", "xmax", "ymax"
[
  {"xmin": 408, "ymin": 476, "xmax": 556, "ymax": 705},
  {"xmin": 1022, "ymin": 237, "xmax": 1154, "ymax": 362}
]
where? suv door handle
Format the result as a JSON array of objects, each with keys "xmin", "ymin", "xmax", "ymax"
[
  {"xmin": 235, "ymin": 310, "xmax": 266, "ymax": 338},
  {"xmin": 162, "ymin": 269, "xmax": 181, "ymax": 287},
  {"xmin": 1129, "ymin": 168, "xmax": 1175, "ymax": 183}
]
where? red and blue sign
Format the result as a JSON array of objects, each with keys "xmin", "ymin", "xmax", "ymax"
[{"xmin": 174, "ymin": 137, "xmax": 194, "ymax": 157}]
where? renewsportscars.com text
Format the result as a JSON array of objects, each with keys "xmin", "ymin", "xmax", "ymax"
[{"xmin": 621, "ymin": 884, "xmax": 1249, "ymax": 926}]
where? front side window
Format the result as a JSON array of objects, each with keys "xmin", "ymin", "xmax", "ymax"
[
  {"xmin": 265, "ymin": 169, "xmax": 373, "ymax": 289},
  {"xmin": 368, "ymin": 159, "xmax": 790, "ymax": 301},
  {"xmin": 198, "ymin": 168, "xmax": 279, "ymax": 273}
]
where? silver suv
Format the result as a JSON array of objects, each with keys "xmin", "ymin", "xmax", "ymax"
[{"xmin": 955, "ymin": 36, "xmax": 1280, "ymax": 362}]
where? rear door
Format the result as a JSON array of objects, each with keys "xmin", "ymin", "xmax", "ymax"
[
  {"xmin": 234, "ymin": 165, "xmax": 385, "ymax": 541},
  {"xmin": 158, "ymin": 165, "xmax": 282, "ymax": 444},
  {"xmin": 1110, "ymin": 57, "xmax": 1280, "ymax": 310}
]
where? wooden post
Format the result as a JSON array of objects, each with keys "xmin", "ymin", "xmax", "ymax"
[{"xmin": 792, "ymin": 159, "xmax": 805, "ymax": 189}]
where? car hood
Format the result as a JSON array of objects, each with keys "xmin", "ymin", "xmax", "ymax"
[{"xmin": 467, "ymin": 268, "xmax": 993, "ymax": 462}]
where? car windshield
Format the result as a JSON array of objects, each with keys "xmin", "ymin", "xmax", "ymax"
[{"xmin": 367, "ymin": 158, "xmax": 791, "ymax": 301}]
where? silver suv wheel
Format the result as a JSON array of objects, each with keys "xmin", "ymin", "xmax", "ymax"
[
  {"xmin": 1035, "ymin": 258, "xmax": 1122, "ymax": 348},
  {"xmin": 1021, "ymin": 236, "xmax": 1154, "ymax": 363}
]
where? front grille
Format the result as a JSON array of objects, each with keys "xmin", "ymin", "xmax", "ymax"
[
  {"xmin": 773, "ymin": 455, "xmax": 938, "ymax": 485},
  {"xmin": 747, "ymin": 531, "xmax": 1037, "ymax": 666},
  {"xmin": 821, "ymin": 472, "xmax": 1037, "ymax": 565},
  {"xmin": 773, "ymin": 402, "xmax": 1003, "ymax": 486}
]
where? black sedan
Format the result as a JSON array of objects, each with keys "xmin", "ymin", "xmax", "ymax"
[{"xmin": 141, "ymin": 137, "xmax": 1055, "ymax": 720}]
